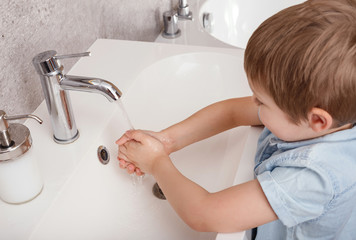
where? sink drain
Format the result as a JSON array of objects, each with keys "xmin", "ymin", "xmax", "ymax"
[
  {"xmin": 152, "ymin": 182, "xmax": 166, "ymax": 200},
  {"xmin": 97, "ymin": 145, "xmax": 110, "ymax": 165}
]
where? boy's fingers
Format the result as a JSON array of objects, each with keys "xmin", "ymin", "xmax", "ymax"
[
  {"xmin": 127, "ymin": 164, "xmax": 135, "ymax": 174},
  {"xmin": 118, "ymin": 158, "xmax": 128, "ymax": 169},
  {"xmin": 135, "ymin": 168, "xmax": 145, "ymax": 176},
  {"xmin": 115, "ymin": 132, "xmax": 132, "ymax": 145},
  {"xmin": 117, "ymin": 148, "xmax": 128, "ymax": 161},
  {"xmin": 118, "ymin": 143, "xmax": 127, "ymax": 154},
  {"xmin": 126, "ymin": 130, "xmax": 151, "ymax": 144},
  {"xmin": 115, "ymin": 137, "xmax": 128, "ymax": 145}
]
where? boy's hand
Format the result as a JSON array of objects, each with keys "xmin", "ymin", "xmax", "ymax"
[
  {"xmin": 117, "ymin": 158, "xmax": 144, "ymax": 176},
  {"xmin": 116, "ymin": 130, "xmax": 151, "ymax": 176},
  {"xmin": 116, "ymin": 131, "xmax": 142, "ymax": 175},
  {"xmin": 116, "ymin": 130, "xmax": 173, "ymax": 154},
  {"xmin": 116, "ymin": 130, "xmax": 170, "ymax": 175}
]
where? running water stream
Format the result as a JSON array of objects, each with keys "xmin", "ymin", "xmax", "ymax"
[{"xmin": 116, "ymin": 99, "xmax": 145, "ymax": 186}]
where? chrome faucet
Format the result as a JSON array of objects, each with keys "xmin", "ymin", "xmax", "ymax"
[
  {"xmin": 162, "ymin": 0, "xmax": 193, "ymax": 39},
  {"xmin": 162, "ymin": 11, "xmax": 181, "ymax": 38},
  {"xmin": 177, "ymin": 0, "xmax": 192, "ymax": 20},
  {"xmin": 32, "ymin": 50, "xmax": 122, "ymax": 144}
]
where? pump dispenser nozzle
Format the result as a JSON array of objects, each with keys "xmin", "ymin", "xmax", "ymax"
[{"xmin": 0, "ymin": 110, "xmax": 44, "ymax": 204}]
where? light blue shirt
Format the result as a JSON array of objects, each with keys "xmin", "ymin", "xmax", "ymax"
[{"xmin": 254, "ymin": 125, "xmax": 356, "ymax": 240}]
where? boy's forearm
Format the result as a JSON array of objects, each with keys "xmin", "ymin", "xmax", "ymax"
[
  {"xmin": 152, "ymin": 157, "xmax": 211, "ymax": 230},
  {"xmin": 161, "ymin": 96, "xmax": 261, "ymax": 153},
  {"xmin": 152, "ymin": 156, "xmax": 277, "ymax": 233}
]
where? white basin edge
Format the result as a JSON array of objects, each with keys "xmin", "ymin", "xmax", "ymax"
[{"xmin": 0, "ymin": 39, "xmax": 256, "ymax": 240}]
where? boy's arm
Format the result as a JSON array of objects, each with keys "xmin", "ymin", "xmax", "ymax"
[
  {"xmin": 121, "ymin": 129, "xmax": 277, "ymax": 233},
  {"xmin": 161, "ymin": 96, "xmax": 262, "ymax": 153},
  {"xmin": 116, "ymin": 96, "xmax": 261, "ymax": 175},
  {"xmin": 153, "ymin": 157, "xmax": 277, "ymax": 232}
]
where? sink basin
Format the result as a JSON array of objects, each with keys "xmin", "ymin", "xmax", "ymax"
[
  {"xmin": 199, "ymin": 0, "xmax": 306, "ymax": 48},
  {"xmin": 0, "ymin": 40, "xmax": 259, "ymax": 240},
  {"xmin": 126, "ymin": 52, "xmax": 252, "ymax": 193},
  {"xmin": 29, "ymin": 51, "xmax": 252, "ymax": 239}
]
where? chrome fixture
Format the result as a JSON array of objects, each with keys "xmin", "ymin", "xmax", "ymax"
[
  {"xmin": 32, "ymin": 50, "xmax": 122, "ymax": 144},
  {"xmin": 152, "ymin": 182, "xmax": 166, "ymax": 200},
  {"xmin": 0, "ymin": 111, "xmax": 43, "ymax": 148},
  {"xmin": 177, "ymin": 0, "xmax": 193, "ymax": 20},
  {"xmin": 161, "ymin": 0, "xmax": 193, "ymax": 38},
  {"xmin": 162, "ymin": 11, "xmax": 181, "ymax": 39},
  {"xmin": 0, "ymin": 110, "xmax": 42, "ymax": 159},
  {"xmin": 97, "ymin": 145, "xmax": 110, "ymax": 165},
  {"xmin": 202, "ymin": 12, "xmax": 214, "ymax": 33}
]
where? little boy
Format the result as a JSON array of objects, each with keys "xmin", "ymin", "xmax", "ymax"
[{"xmin": 116, "ymin": 0, "xmax": 356, "ymax": 239}]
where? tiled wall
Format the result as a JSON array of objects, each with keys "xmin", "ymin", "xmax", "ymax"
[{"xmin": 0, "ymin": 0, "xmax": 177, "ymax": 115}]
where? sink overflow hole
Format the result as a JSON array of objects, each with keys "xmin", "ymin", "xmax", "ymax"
[
  {"xmin": 97, "ymin": 145, "xmax": 110, "ymax": 165},
  {"xmin": 152, "ymin": 182, "xmax": 166, "ymax": 200}
]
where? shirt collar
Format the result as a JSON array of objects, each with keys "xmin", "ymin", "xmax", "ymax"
[{"xmin": 267, "ymin": 124, "xmax": 356, "ymax": 150}]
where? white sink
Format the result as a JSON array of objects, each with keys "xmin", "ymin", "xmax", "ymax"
[
  {"xmin": 0, "ymin": 40, "xmax": 259, "ymax": 240},
  {"xmin": 156, "ymin": 0, "xmax": 305, "ymax": 49},
  {"xmin": 198, "ymin": 0, "xmax": 305, "ymax": 48}
]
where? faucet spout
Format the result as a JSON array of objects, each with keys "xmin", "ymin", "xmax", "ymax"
[
  {"xmin": 60, "ymin": 75, "xmax": 122, "ymax": 102},
  {"xmin": 32, "ymin": 50, "xmax": 124, "ymax": 144}
]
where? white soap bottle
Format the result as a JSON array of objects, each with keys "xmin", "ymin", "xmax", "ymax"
[{"xmin": 0, "ymin": 110, "xmax": 44, "ymax": 204}]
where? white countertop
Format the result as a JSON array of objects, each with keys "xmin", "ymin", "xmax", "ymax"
[{"xmin": 0, "ymin": 39, "xmax": 259, "ymax": 240}]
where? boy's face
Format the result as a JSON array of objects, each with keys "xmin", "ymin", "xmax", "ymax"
[{"xmin": 249, "ymin": 82, "xmax": 315, "ymax": 142}]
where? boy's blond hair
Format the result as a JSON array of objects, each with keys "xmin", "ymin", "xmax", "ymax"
[{"xmin": 244, "ymin": 0, "xmax": 356, "ymax": 125}]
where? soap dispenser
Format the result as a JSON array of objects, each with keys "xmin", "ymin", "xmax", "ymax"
[{"xmin": 0, "ymin": 110, "xmax": 44, "ymax": 204}]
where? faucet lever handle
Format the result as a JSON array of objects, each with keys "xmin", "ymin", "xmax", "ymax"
[
  {"xmin": 33, "ymin": 51, "xmax": 91, "ymax": 76},
  {"xmin": 54, "ymin": 52, "xmax": 91, "ymax": 60}
]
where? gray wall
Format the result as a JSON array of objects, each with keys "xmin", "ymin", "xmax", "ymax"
[{"xmin": 0, "ymin": 0, "xmax": 177, "ymax": 116}]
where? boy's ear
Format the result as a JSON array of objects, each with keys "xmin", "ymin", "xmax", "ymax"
[{"xmin": 307, "ymin": 107, "xmax": 333, "ymax": 132}]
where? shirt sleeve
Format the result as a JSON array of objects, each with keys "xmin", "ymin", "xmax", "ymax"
[{"xmin": 257, "ymin": 165, "xmax": 334, "ymax": 227}]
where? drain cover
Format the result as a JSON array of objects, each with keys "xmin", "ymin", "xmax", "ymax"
[
  {"xmin": 97, "ymin": 145, "xmax": 110, "ymax": 165},
  {"xmin": 152, "ymin": 182, "xmax": 166, "ymax": 200}
]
